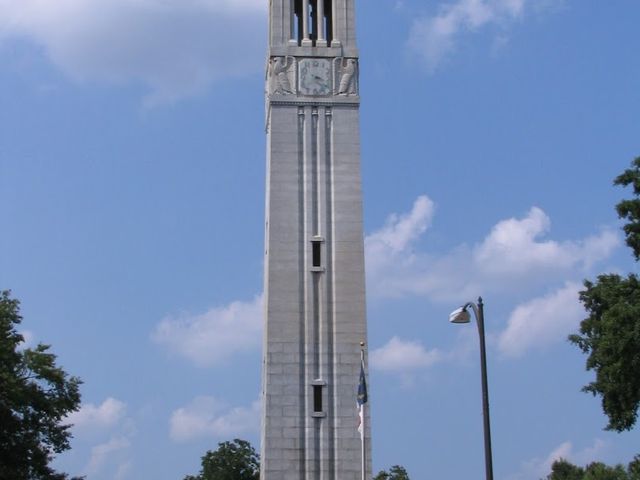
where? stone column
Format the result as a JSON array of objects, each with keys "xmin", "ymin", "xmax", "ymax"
[
  {"xmin": 317, "ymin": 0, "xmax": 327, "ymax": 46},
  {"xmin": 330, "ymin": 0, "xmax": 340, "ymax": 46},
  {"xmin": 301, "ymin": 0, "xmax": 312, "ymax": 46}
]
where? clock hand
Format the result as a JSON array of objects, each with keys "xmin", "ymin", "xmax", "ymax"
[{"xmin": 312, "ymin": 75, "xmax": 327, "ymax": 87}]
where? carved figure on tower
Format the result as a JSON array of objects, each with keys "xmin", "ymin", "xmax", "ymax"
[
  {"xmin": 338, "ymin": 58, "xmax": 357, "ymax": 95},
  {"xmin": 269, "ymin": 56, "xmax": 294, "ymax": 95}
]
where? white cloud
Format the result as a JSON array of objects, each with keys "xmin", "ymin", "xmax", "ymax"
[
  {"xmin": 370, "ymin": 336, "xmax": 441, "ymax": 373},
  {"xmin": 365, "ymin": 195, "xmax": 437, "ymax": 298},
  {"xmin": 62, "ymin": 397, "xmax": 135, "ymax": 478},
  {"xmin": 114, "ymin": 461, "xmax": 133, "ymax": 480},
  {"xmin": 0, "ymin": 0, "xmax": 267, "ymax": 104},
  {"xmin": 365, "ymin": 197, "xmax": 619, "ymax": 302},
  {"xmin": 498, "ymin": 282, "xmax": 585, "ymax": 357},
  {"xmin": 366, "ymin": 195, "xmax": 435, "ymax": 259},
  {"xmin": 170, "ymin": 396, "xmax": 260, "ymax": 442},
  {"xmin": 475, "ymin": 207, "xmax": 617, "ymax": 275},
  {"xmin": 85, "ymin": 436, "xmax": 132, "ymax": 477},
  {"xmin": 152, "ymin": 294, "xmax": 263, "ymax": 367},
  {"xmin": 65, "ymin": 397, "xmax": 127, "ymax": 432},
  {"xmin": 407, "ymin": 0, "xmax": 526, "ymax": 71},
  {"xmin": 509, "ymin": 439, "xmax": 609, "ymax": 480}
]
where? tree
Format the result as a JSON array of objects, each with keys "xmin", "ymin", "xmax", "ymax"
[
  {"xmin": 546, "ymin": 459, "xmax": 584, "ymax": 480},
  {"xmin": 583, "ymin": 462, "xmax": 628, "ymax": 480},
  {"xmin": 374, "ymin": 465, "xmax": 410, "ymax": 480},
  {"xmin": 184, "ymin": 439, "xmax": 259, "ymax": 480},
  {"xmin": 628, "ymin": 455, "xmax": 640, "ymax": 480},
  {"xmin": 569, "ymin": 157, "xmax": 640, "ymax": 431},
  {"xmin": 613, "ymin": 158, "xmax": 640, "ymax": 261},
  {"xmin": 0, "ymin": 290, "xmax": 83, "ymax": 479},
  {"xmin": 546, "ymin": 456, "xmax": 640, "ymax": 480}
]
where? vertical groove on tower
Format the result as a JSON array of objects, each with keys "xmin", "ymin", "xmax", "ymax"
[
  {"xmin": 314, "ymin": 420, "xmax": 321, "ymax": 480},
  {"xmin": 304, "ymin": 103, "xmax": 312, "ymax": 480},
  {"xmin": 324, "ymin": 107, "xmax": 336, "ymax": 480},
  {"xmin": 314, "ymin": 104, "xmax": 324, "ymax": 480},
  {"xmin": 311, "ymin": 105, "xmax": 320, "ymax": 390},
  {"xmin": 297, "ymin": 106, "xmax": 308, "ymax": 480},
  {"xmin": 311, "ymin": 108, "xmax": 319, "ymax": 236}
]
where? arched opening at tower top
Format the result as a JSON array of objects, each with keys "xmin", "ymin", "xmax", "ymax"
[{"xmin": 293, "ymin": 0, "xmax": 333, "ymax": 46}]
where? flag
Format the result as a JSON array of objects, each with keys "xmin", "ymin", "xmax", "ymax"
[{"xmin": 357, "ymin": 353, "xmax": 367, "ymax": 439}]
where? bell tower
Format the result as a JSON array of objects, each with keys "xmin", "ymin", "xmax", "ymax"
[{"xmin": 262, "ymin": 1, "xmax": 370, "ymax": 479}]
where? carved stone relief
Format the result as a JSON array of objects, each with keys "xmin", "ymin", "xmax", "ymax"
[
  {"xmin": 334, "ymin": 58, "xmax": 358, "ymax": 96},
  {"xmin": 268, "ymin": 56, "xmax": 296, "ymax": 95}
]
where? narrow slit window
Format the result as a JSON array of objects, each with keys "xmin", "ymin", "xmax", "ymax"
[
  {"xmin": 313, "ymin": 385, "xmax": 323, "ymax": 413},
  {"xmin": 312, "ymin": 240, "xmax": 322, "ymax": 267},
  {"xmin": 324, "ymin": 0, "xmax": 333, "ymax": 45},
  {"xmin": 293, "ymin": 0, "xmax": 302, "ymax": 45},
  {"xmin": 309, "ymin": 0, "xmax": 318, "ymax": 45}
]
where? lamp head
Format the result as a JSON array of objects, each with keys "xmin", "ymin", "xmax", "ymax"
[{"xmin": 449, "ymin": 306, "xmax": 471, "ymax": 324}]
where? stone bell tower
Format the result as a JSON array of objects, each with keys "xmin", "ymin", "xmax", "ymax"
[{"xmin": 261, "ymin": 1, "xmax": 371, "ymax": 479}]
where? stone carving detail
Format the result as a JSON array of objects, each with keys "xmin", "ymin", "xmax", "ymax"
[
  {"xmin": 268, "ymin": 56, "xmax": 295, "ymax": 95},
  {"xmin": 335, "ymin": 58, "xmax": 358, "ymax": 96}
]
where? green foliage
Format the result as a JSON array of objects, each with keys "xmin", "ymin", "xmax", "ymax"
[
  {"xmin": 184, "ymin": 439, "xmax": 259, "ymax": 480},
  {"xmin": 570, "ymin": 273, "xmax": 640, "ymax": 431},
  {"xmin": 583, "ymin": 462, "xmax": 628, "ymax": 480},
  {"xmin": 374, "ymin": 465, "xmax": 410, "ymax": 480},
  {"xmin": 0, "ymin": 290, "xmax": 83, "ymax": 480},
  {"xmin": 614, "ymin": 157, "xmax": 640, "ymax": 260},
  {"xmin": 546, "ymin": 457, "xmax": 640, "ymax": 480},
  {"xmin": 569, "ymin": 157, "xmax": 640, "ymax": 432},
  {"xmin": 547, "ymin": 459, "xmax": 585, "ymax": 480},
  {"xmin": 628, "ymin": 456, "xmax": 640, "ymax": 480}
]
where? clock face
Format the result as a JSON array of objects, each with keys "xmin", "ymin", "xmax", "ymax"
[{"xmin": 299, "ymin": 58, "xmax": 332, "ymax": 96}]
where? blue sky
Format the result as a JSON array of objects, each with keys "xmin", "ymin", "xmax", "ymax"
[{"xmin": 1, "ymin": 0, "xmax": 639, "ymax": 479}]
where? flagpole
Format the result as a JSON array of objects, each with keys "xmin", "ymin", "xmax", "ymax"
[{"xmin": 360, "ymin": 343, "xmax": 366, "ymax": 480}]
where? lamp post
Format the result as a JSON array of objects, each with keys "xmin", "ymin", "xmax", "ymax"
[{"xmin": 449, "ymin": 297, "xmax": 494, "ymax": 480}]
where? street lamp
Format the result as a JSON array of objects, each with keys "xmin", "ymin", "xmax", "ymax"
[{"xmin": 449, "ymin": 297, "xmax": 494, "ymax": 480}]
